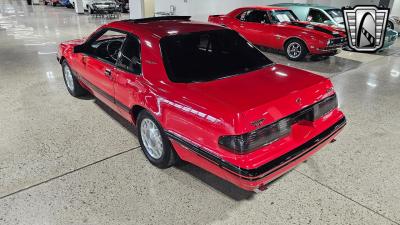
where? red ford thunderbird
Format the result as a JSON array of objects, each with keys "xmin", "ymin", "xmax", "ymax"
[
  {"xmin": 57, "ymin": 16, "xmax": 346, "ymax": 191},
  {"xmin": 209, "ymin": 6, "xmax": 347, "ymax": 61}
]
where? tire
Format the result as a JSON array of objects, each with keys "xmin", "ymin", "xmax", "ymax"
[
  {"xmin": 89, "ymin": 7, "xmax": 94, "ymax": 14},
  {"xmin": 284, "ymin": 39, "xmax": 308, "ymax": 61},
  {"xmin": 44, "ymin": 1, "xmax": 48, "ymax": 5},
  {"xmin": 387, "ymin": 21, "xmax": 394, "ymax": 30},
  {"xmin": 137, "ymin": 111, "xmax": 178, "ymax": 169},
  {"xmin": 61, "ymin": 60, "xmax": 88, "ymax": 97},
  {"xmin": 52, "ymin": 2, "xmax": 57, "ymax": 6}
]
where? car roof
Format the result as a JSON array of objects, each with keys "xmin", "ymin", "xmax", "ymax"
[
  {"xmin": 273, "ymin": 3, "xmax": 336, "ymax": 10},
  {"xmin": 106, "ymin": 17, "xmax": 225, "ymax": 38},
  {"xmin": 237, "ymin": 5, "xmax": 289, "ymax": 11}
]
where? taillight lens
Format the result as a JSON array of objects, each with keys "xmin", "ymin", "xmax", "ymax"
[
  {"xmin": 218, "ymin": 119, "xmax": 291, "ymax": 154},
  {"xmin": 309, "ymin": 94, "xmax": 338, "ymax": 121}
]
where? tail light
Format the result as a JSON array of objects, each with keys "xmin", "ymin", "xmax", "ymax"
[
  {"xmin": 307, "ymin": 94, "xmax": 338, "ymax": 121},
  {"xmin": 218, "ymin": 119, "xmax": 291, "ymax": 154},
  {"xmin": 219, "ymin": 94, "xmax": 338, "ymax": 154}
]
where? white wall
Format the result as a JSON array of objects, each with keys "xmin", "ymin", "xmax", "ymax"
[
  {"xmin": 144, "ymin": 0, "xmax": 155, "ymax": 17},
  {"xmin": 392, "ymin": 0, "xmax": 400, "ymax": 16},
  {"xmin": 146, "ymin": 0, "xmax": 399, "ymax": 20},
  {"xmin": 130, "ymin": 0, "xmax": 144, "ymax": 19},
  {"xmin": 155, "ymin": 0, "xmax": 297, "ymax": 21}
]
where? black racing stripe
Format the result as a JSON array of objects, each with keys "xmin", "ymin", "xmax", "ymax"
[
  {"xmin": 77, "ymin": 75, "xmax": 131, "ymax": 113},
  {"xmin": 289, "ymin": 22, "xmax": 342, "ymax": 38},
  {"xmin": 166, "ymin": 117, "xmax": 346, "ymax": 181}
]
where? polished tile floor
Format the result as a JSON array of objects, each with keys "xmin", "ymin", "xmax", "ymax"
[{"xmin": 1, "ymin": 1, "xmax": 400, "ymax": 225}]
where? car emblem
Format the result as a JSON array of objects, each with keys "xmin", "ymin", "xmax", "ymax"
[
  {"xmin": 251, "ymin": 119, "xmax": 265, "ymax": 127},
  {"xmin": 296, "ymin": 98, "xmax": 302, "ymax": 105},
  {"xmin": 343, "ymin": 5, "xmax": 390, "ymax": 52}
]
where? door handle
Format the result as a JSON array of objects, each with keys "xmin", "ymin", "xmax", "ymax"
[{"xmin": 104, "ymin": 69, "xmax": 112, "ymax": 79}]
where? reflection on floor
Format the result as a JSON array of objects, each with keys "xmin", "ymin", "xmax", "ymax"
[
  {"xmin": 262, "ymin": 41, "xmax": 400, "ymax": 78},
  {"xmin": 1, "ymin": 0, "xmax": 400, "ymax": 224}
]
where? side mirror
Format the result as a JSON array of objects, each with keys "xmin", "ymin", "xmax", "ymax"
[{"xmin": 73, "ymin": 44, "xmax": 87, "ymax": 53}]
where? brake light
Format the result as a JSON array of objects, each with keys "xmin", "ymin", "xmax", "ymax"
[{"xmin": 218, "ymin": 119, "xmax": 291, "ymax": 154}]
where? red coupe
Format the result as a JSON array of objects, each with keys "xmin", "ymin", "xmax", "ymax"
[
  {"xmin": 209, "ymin": 6, "xmax": 347, "ymax": 61},
  {"xmin": 57, "ymin": 17, "xmax": 346, "ymax": 191}
]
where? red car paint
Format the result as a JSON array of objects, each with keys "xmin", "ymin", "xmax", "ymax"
[
  {"xmin": 58, "ymin": 18, "xmax": 346, "ymax": 191},
  {"xmin": 208, "ymin": 6, "xmax": 347, "ymax": 56}
]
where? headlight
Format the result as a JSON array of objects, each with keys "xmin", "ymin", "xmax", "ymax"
[{"xmin": 218, "ymin": 119, "xmax": 291, "ymax": 154}]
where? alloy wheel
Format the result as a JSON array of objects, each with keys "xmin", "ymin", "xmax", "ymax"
[
  {"xmin": 287, "ymin": 42, "xmax": 302, "ymax": 58},
  {"xmin": 140, "ymin": 118, "xmax": 164, "ymax": 159},
  {"xmin": 63, "ymin": 64, "xmax": 74, "ymax": 91}
]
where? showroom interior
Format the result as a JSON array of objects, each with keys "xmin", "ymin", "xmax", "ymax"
[{"xmin": 1, "ymin": 0, "xmax": 400, "ymax": 224}]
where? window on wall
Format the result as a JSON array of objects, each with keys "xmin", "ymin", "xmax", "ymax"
[{"xmin": 307, "ymin": 9, "xmax": 330, "ymax": 23}]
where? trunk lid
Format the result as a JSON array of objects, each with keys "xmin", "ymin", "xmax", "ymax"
[{"xmin": 185, "ymin": 64, "xmax": 333, "ymax": 134}]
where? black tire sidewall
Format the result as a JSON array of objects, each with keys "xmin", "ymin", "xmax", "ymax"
[
  {"xmin": 137, "ymin": 111, "xmax": 176, "ymax": 169},
  {"xmin": 285, "ymin": 39, "xmax": 307, "ymax": 61},
  {"xmin": 388, "ymin": 21, "xmax": 394, "ymax": 30}
]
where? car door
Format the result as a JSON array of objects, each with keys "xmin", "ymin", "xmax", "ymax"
[
  {"xmin": 113, "ymin": 34, "xmax": 142, "ymax": 121},
  {"xmin": 232, "ymin": 9, "xmax": 273, "ymax": 47},
  {"xmin": 80, "ymin": 29, "xmax": 127, "ymax": 107}
]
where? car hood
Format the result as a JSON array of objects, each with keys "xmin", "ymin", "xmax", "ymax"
[
  {"xmin": 178, "ymin": 64, "xmax": 334, "ymax": 133},
  {"xmin": 283, "ymin": 21, "xmax": 346, "ymax": 38}
]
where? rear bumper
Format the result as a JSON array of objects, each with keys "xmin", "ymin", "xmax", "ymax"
[{"xmin": 168, "ymin": 117, "xmax": 346, "ymax": 191}]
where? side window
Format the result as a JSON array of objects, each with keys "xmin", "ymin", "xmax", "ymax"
[
  {"xmin": 241, "ymin": 10, "xmax": 269, "ymax": 24},
  {"xmin": 117, "ymin": 35, "xmax": 141, "ymax": 75},
  {"xmin": 307, "ymin": 9, "xmax": 330, "ymax": 23},
  {"xmin": 88, "ymin": 30, "xmax": 127, "ymax": 64},
  {"xmin": 237, "ymin": 10, "xmax": 251, "ymax": 21},
  {"xmin": 248, "ymin": 10, "xmax": 269, "ymax": 23}
]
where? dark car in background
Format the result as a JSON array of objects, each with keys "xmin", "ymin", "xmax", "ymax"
[{"xmin": 116, "ymin": 0, "xmax": 129, "ymax": 13}]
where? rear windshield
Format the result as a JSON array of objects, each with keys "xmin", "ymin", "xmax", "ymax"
[{"xmin": 160, "ymin": 29, "xmax": 273, "ymax": 83}]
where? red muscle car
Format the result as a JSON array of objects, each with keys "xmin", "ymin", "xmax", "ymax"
[
  {"xmin": 209, "ymin": 6, "xmax": 347, "ymax": 61},
  {"xmin": 57, "ymin": 16, "xmax": 346, "ymax": 191}
]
